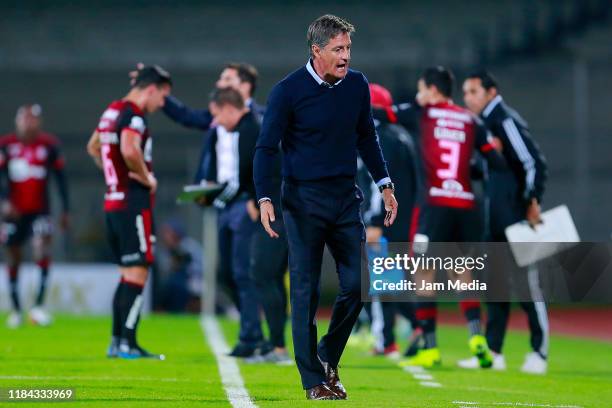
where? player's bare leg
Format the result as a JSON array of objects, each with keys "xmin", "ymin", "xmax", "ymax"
[
  {"xmin": 111, "ymin": 266, "xmax": 164, "ymax": 360},
  {"xmin": 399, "ymin": 268, "xmax": 441, "ymax": 368},
  {"xmin": 5, "ymin": 245, "xmax": 23, "ymax": 328},
  {"xmin": 452, "ymin": 268, "xmax": 493, "ymax": 368},
  {"xmin": 30, "ymin": 230, "xmax": 53, "ymax": 326}
]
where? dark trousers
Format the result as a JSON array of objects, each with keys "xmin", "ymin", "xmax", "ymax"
[
  {"xmin": 485, "ymin": 172, "xmax": 549, "ymax": 357},
  {"xmin": 249, "ymin": 215, "xmax": 289, "ymax": 348},
  {"xmin": 218, "ymin": 199, "xmax": 262, "ymax": 345},
  {"xmin": 282, "ymin": 177, "xmax": 365, "ymax": 389}
]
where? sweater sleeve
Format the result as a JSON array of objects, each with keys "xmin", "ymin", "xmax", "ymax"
[
  {"xmin": 356, "ymin": 74, "xmax": 390, "ymax": 185},
  {"xmin": 253, "ymin": 83, "xmax": 290, "ymax": 202}
]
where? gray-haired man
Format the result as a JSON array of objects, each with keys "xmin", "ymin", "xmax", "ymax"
[{"xmin": 254, "ymin": 14, "xmax": 398, "ymax": 400}]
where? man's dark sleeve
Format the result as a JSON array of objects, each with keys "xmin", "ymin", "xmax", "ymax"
[
  {"xmin": 193, "ymin": 130, "xmax": 215, "ymax": 184},
  {"xmin": 163, "ymin": 95, "xmax": 213, "ymax": 131},
  {"xmin": 253, "ymin": 83, "xmax": 290, "ymax": 202},
  {"xmin": 356, "ymin": 75, "xmax": 390, "ymax": 185},
  {"xmin": 500, "ymin": 117, "xmax": 547, "ymax": 203},
  {"xmin": 50, "ymin": 144, "xmax": 70, "ymax": 212},
  {"xmin": 475, "ymin": 122, "xmax": 507, "ymax": 173}
]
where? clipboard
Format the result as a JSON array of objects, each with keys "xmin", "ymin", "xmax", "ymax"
[
  {"xmin": 176, "ymin": 183, "xmax": 225, "ymax": 204},
  {"xmin": 504, "ymin": 204, "xmax": 580, "ymax": 267}
]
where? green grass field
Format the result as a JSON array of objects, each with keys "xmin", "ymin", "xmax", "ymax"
[{"xmin": 0, "ymin": 314, "xmax": 610, "ymax": 407}]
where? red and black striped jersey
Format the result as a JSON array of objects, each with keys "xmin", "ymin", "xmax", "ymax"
[
  {"xmin": 0, "ymin": 132, "xmax": 64, "ymax": 214},
  {"xmin": 419, "ymin": 102, "xmax": 495, "ymax": 209},
  {"xmin": 95, "ymin": 100, "xmax": 153, "ymax": 212}
]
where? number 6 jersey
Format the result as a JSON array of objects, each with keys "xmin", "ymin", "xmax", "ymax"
[{"xmin": 95, "ymin": 100, "xmax": 153, "ymax": 212}]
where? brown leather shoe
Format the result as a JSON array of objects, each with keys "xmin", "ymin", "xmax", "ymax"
[
  {"xmin": 319, "ymin": 359, "xmax": 347, "ymax": 399},
  {"xmin": 305, "ymin": 383, "xmax": 341, "ymax": 400}
]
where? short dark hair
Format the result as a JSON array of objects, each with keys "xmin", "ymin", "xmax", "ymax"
[
  {"xmin": 466, "ymin": 70, "xmax": 499, "ymax": 91},
  {"xmin": 133, "ymin": 65, "xmax": 172, "ymax": 89},
  {"xmin": 210, "ymin": 87, "xmax": 244, "ymax": 110},
  {"xmin": 307, "ymin": 14, "xmax": 355, "ymax": 56},
  {"xmin": 421, "ymin": 66, "xmax": 455, "ymax": 98},
  {"xmin": 225, "ymin": 62, "xmax": 258, "ymax": 96}
]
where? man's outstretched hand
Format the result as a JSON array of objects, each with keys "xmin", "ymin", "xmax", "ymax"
[
  {"xmin": 382, "ymin": 189, "xmax": 398, "ymax": 227},
  {"xmin": 259, "ymin": 201, "xmax": 279, "ymax": 238}
]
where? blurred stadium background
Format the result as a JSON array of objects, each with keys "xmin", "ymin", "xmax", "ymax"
[{"xmin": 0, "ymin": 0, "xmax": 611, "ymax": 307}]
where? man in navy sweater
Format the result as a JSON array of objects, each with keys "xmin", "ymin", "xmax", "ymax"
[{"xmin": 253, "ymin": 14, "xmax": 398, "ymax": 400}]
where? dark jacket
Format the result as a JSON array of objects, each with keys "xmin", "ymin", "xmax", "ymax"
[
  {"xmin": 480, "ymin": 95, "xmax": 547, "ymax": 204},
  {"xmin": 195, "ymin": 111, "xmax": 259, "ymax": 207},
  {"xmin": 163, "ymin": 95, "xmax": 266, "ymax": 130}
]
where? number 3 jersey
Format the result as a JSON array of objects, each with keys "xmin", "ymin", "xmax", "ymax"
[
  {"xmin": 419, "ymin": 102, "xmax": 497, "ymax": 209},
  {"xmin": 96, "ymin": 100, "xmax": 153, "ymax": 212}
]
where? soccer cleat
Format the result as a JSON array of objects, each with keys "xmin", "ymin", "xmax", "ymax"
[
  {"xmin": 404, "ymin": 329, "xmax": 423, "ymax": 357},
  {"xmin": 106, "ymin": 337, "xmax": 120, "ymax": 358},
  {"xmin": 458, "ymin": 352, "xmax": 507, "ymax": 369},
  {"xmin": 6, "ymin": 311, "xmax": 23, "ymax": 329},
  {"xmin": 118, "ymin": 342, "xmax": 165, "ymax": 360},
  {"xmin": 228, "ymin": 342, "xmax": 260, "ymax": 358},
  {"xmin": 398, "ymin": 347, "xmax": 441, "ymax": 368},
  {"xmin": 29, "ymin": 307, "xmax": 52, "ymax": 327},
  {"xmin": 469, "ymin": 335, "xmax": 493, "ymax": 368},
  {"xmin": 521, "ymin": 352, "xmax": 547, "ymax": 375},
  {"xmin": 245, "ymin": 348, "xmax": 293, "ymax": 365}
]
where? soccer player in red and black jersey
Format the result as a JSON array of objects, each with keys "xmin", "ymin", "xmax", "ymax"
[
  {"xmin": 388, "ymin": 67, "xmax": 507, "ymax": 368},
  {"xmin": 87, "ymin": 66, "xmax": 171, "ymax": 359},
  {"xmin": 0, "ymin": 104, "xmax": 70, "ymax": 329}
]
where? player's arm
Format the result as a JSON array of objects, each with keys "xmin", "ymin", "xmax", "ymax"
[
  {"xmin": 120, "ymin": 129, "xmax": 157, "ymax": 193},
  {"xmin": 86, "ymin": 130, "xmax": 103, "ymax": 169},
  {"xmin": 0, "ymin": 148, "xmax": 11, "ymax": 217},
  {"xmin": 49, "ymin": 144, "xmax": 70, "ymax": 229},
  {"xmin": 163, "ymin": 95, "xmax": 214, "ymax": 131}
]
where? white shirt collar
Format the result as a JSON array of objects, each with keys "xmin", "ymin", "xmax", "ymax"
[
  {"xmin": 306, "ymin": 59, "xmax": 343, "ymax": 88},
  {"xmin": 482, "ymin": 95, "xmax": 502, "ymax": 118}
]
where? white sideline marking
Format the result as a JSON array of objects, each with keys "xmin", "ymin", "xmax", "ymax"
[
  {"xmin": 401, "ymin": 364, "xmax": 443, "ymax": 388},
  {"xmin": 419, "ymin": 381, "xmax": 442, "ymax": 387},
  {"xmin": 413, "ymin": 373, "xmax": 433, "ymax": 380},
  {"xmin": 200, "ymin": 316, "xmax": 257, "ymax": 408},
  {"xmin": 403, "ymin": 365, "xmax": 425, "ymax": 374},
  {"xmin": 452, "ymin": 401, "xmax": 583, "ymax": 408}
]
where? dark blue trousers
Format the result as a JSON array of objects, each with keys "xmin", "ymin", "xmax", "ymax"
[
  {"xmin": 281, "ymin": 177, "xmax": 366, "ymax": 389},
  {"xmin": 218, "ymin": 199, "xmax": 263, "ymax": 345},
  {"xmin": 485, "ymin": 171, "xmax": 548, "ymax": 357}
]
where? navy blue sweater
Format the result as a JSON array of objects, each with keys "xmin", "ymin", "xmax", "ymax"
[{"xmin": 253, "ymin": 63, "xmax": 389, "ymax": 201}]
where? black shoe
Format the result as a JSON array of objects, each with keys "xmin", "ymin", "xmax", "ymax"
[{"xmin": 228, "ymin": 342, "xmax": 257, "ymax": 358}]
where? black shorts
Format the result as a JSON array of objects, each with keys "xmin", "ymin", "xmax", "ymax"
[
  {"xmin": 1, "ymin": 214, "xmax": 52, "ymax": 246},
  {"xmin": 105, "ymin": 209, "xmax": 155, "ymax": 267},
  {"xmin": 413, "ymin": 204, "xmax": 484, "ymax": 244}
]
